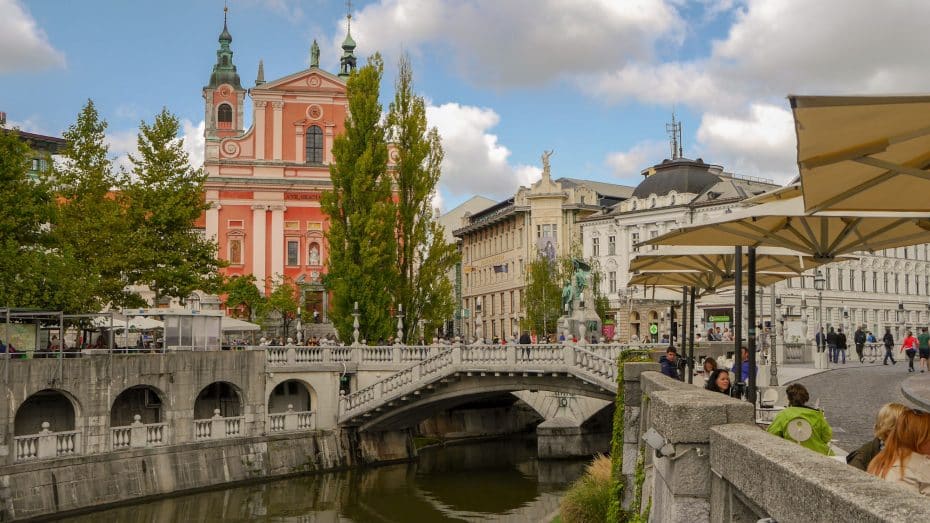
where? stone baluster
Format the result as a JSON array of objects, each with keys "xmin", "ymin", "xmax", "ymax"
[
  {"xmin": 37, "ymin": 422, "xmax": 56, "ymax": 459},
  {"xmin": 396, "ymin": 304, "xmax": 405, "ymax": 345},
  {"xmin": 352, "ymin": 301, "xmax": 361, "ymax": 346}
]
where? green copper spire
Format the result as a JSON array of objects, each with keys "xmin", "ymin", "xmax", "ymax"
[
  {"xmin": 207, "ymin": 6, "xmax": 242, "ymax": 89},
  {"xmin": 339, "ymin": 11, "xmax": 357, "ymax": 77}
]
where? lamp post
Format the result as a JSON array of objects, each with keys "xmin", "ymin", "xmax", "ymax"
[
  {"xmin": 814, "ymin": 270, "xmax": 826, "ymax": 368},
  {"xmin": 897, "ymin": 299, "xmax": 905, "ymax": 340},
  {"xmin": 771, "ymin": 294, "xmax": 780, "ymax": 385}
]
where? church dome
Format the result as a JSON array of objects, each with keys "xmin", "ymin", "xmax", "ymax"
[{"xmin": 631, "ymin": 157, "xmax": 722, "ymax": 199}]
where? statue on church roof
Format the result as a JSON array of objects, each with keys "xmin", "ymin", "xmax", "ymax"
[
  {"xmin": 310, "ymin": 39, "xmax": 320, "ymax": 68},
  {"xmin": 542, "ymin": 149, "xmax": 553, "ymax": 178}
]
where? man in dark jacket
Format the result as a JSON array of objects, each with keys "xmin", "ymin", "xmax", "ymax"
[
  {"xmin": 883, "ymin": 328, "xmax": 896, "ymax": 365},
  {"xmin": 660, "ymin": 348, "xmax": 680, "ymax": 380},
  {"xmin": 826, "ymin": 327, "xmax": 838, "ymax": 364},
  {"xmin": 854, "ymin": 326, "xmax": 866, "ymax": 363},
  {"xmin": 836, "ymin": 327, "xmax": 847, "ymax": 364}
]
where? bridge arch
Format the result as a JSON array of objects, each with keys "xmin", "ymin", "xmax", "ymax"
[
  {"xmin": 110, "ymin": 385, "xmax": 166, "ymax": 427},
  {"xmin": 267, "ymin": 378, "xmax": 316, "ymax": 414},
  {"xmin": 194, "ymin": 381, "xmax": 242, "ymax": 419},
  {"xmin": 14, "ymin": 389, "xmax": 81, "ymax": 436}
]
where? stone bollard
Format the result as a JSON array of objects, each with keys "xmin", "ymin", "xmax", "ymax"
[
  {"xmin": 286, "ymin": 347, "xmax": 297, "ymax": 365},
  {"xmin": 37, "ymin": 422, "xmax": 56, "ymax": 459},
  {"xmin": 284, "ymin": 404, "xmax": 297, "ymax": 431},
  {"xmin": 211, "ymin": 408, "xmax": 224, "ymax": 439},
  {"xmin": 130, "ymin": 414, "xmax": 147, "ymax": 448},
  {"xmin": 392, "ymin": 346, "xmax": 401, "ymax": 363}
]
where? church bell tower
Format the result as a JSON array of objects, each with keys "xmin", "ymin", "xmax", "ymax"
[{"xmin": 203, "ymin": 6, "xmax": 245, "ymax": 150}]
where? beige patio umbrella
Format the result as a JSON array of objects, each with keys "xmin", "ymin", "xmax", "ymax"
[
  {"xmin": 642, "ymin": 196, "xmax": 930, "ymax": 261},
  {"xmin": 629, "ymin": 246, "xmax": 825, "ymax": 275},
  {"xmin": 791, "ymin": 94, "xmax": 930, "ymax": 212},
  {"xmin": 742, "ymin": 183, "xmax": 801, "ymax": 206},
  {"xmin": 628, "ymin": 270, "xmax": 791, "ymax": 295}
]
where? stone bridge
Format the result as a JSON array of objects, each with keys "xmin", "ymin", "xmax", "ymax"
[{"xmin": 337, "ymin": 345, "xmax": 619, "ymax": 431}]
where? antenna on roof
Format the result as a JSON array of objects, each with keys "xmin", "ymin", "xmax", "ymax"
[{"xmin": 666, "ymin": 108, "xmax": 683, "ymax": 160}]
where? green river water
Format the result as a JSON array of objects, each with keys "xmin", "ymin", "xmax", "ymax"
[{"xmin": 53, "ymin": 437, "xmax": 589, "ymax": 522}]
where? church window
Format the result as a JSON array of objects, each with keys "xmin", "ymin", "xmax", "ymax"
[
  {"xmin": 217, "ymin": 103, "xmax": 233, "ymax": 129},
  {"xmin": 287, "ymin": 240, "xmax": 300, "ymax": 266},
  {"xmin": 306, "ymin": 125, "xmax": 323, "ymax": 164},
  {"xmin": 608, "ymin": 235, "xmax": 616, "ymax": 255}
]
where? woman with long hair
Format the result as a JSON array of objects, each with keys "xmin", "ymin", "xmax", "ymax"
[
  {"xmin": 867, "ymin": 409, "xmax": 930, "ymax": 495},
  {"xmin": 847, "ymin": 403, "xmax": 908, "ymax": 471},
  {"xmin": 704, "ymin": 369, "xmax": 731, "ymax": 395}
]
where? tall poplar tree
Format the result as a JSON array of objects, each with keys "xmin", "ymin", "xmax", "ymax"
[
  {"xmin": 50, "ymin": 100, "xmax": 137, "ymax": 311},
  {"xmin": 126, "ymin": 108, "xmax": 223, "ymax": 303},
  {"xmin": 322, "ymin": 55, "xmax": 397, "ymax": 342},
  {"xmin": 387, "ymin": 56, "xmax": 460, "ymax": 341}
]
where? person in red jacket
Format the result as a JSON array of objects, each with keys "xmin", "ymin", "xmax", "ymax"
[{"xmin": 901, "ymin": 330, "xmax": 919, "ymax": 373}]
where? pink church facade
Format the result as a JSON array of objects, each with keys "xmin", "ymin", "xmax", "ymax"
[{"xmin": 201, "ymin": 16, "xmax": 359, "ymax": 310}]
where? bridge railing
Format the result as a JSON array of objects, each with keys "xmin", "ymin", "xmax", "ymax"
[
  {"xmin": 110, "ymin": 415, "xmax": 168, "ymax": 450},
  {"xmin": 338, "ymin": 344, "xmax": 627, "ymax": 422},
  {"xmin": 13, "ymin": 422, "xmax": 82, "ymax": 462},
  {"xmin": 268, "ymin": 406, "xmax": 316, "ymax": 432}
]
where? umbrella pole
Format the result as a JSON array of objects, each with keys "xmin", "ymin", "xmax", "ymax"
[
  {"xmin": 688, "ymin": 287, "xmax": 697, "ymax": 383},
  {"xmin": 682, "ymin": 286, "xmax": 690, "ymax": 382},
  {"xmin": 734, "ymin": 247, "xmax": 743, "ymax": 389},
  {"xmin": 747, "ymin": 246, "xmax": 757, "ymax": 405}
]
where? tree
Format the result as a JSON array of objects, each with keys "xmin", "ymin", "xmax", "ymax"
[
  {"xmin": 126, "ymin": 108, "xmax": 224, "ymax": 303},
  {"xmin": 222, "ymin": 274, "xmax": 264, "ymax": 320},
  {"xmin": 522, "ymin": 257, "xmax": 563, "ymax": 337},
  {"xmin": 0, "ymin": 127, "xmax": 54, "ymax": 307},
  {"xmin": 322, "ymin": 54, "xmax": 397, "ymax": 343},
  {"xmin": 386, "ymin": 56, "xmax": 460, "ymax": 341},
  {"xmin": 49, "ymin": 100, "xmax": 139, "ymax": 311},
  {"xmin": 262, "ymin": 276, "xmax": 299, "ymax": 339},
  {"xmin": 590, "ymin": 263, "xmax": 611, "ymax": 322}
]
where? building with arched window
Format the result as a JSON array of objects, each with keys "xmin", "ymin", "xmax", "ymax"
[{"xmin": 201, "ymin": 13, "xmax": 367, "ymax": 316}]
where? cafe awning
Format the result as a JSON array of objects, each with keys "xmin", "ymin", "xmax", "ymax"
[{"xmin": 791, "ymin": 94, "xmax": 930, "ymax": 212}]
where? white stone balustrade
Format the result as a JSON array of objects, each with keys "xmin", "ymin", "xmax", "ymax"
[
  {"xmin": 194, "ymin": 409, "xmax": 244, "ymax": 440},
  {"xmin": 111, "ymin": 415, "xmax": 168, "ymax": 449},
  {"xmin": 14, "ymin": 422, "xmax": 82, "ymax": 462},
  {"xmin": 267, "ymin": 404, "xmax": 316, "ymax": 432},
  {"xmin": 338, "ymin": 344, "xmax": 622, "ymax": 424}
]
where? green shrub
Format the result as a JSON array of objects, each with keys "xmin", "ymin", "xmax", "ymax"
[{"xmin": 559, "ymin": 455, "xmax": 614, "ymax": 523}]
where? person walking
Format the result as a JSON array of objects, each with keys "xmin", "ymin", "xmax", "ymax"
[
  {"xmin": 815, "ymin": 327, "xmax": 826, "ymax": 353},
  {"xmin": 854, "ymin": 326, "xmax": 867, "ymax": 364},
  {"xmin": 826, "ymin": 327, "xmax": 839, "ymax": 364},
  {"xmin": 867, "ymin": 331, "xmax": 878, "ymax": 361},
  {"xmin": 919, "ymin": 327, "xmax": 930, "ymax": 374},
  {"xmin": 836, "ymin": 327, "xmax": 848, "ymax": 365},
  {"xmin": 883, "ymin": 328, "xmax": 897, "ymax": 365},
  {"xmin": 901, "ymin": 330, "xmax": 919, "ymax": 372}
]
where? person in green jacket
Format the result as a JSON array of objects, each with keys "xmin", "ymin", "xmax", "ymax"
[{"xmin": 767, "ymin": 383, "xmax": 834, "ymax": 456}]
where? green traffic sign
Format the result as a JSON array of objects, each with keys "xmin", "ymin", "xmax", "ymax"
[
  {"xmin": 708, "ymin": 315, "xmax": 730, "ymax": 322},
  {"xmin": 649, "ymin": 324, "xmax": 658, "ymax": 335}
]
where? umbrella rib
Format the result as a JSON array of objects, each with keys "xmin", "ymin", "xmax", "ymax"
[
  {"xmin": 855, "ymin": 157, "xmax": 930, "ymax": 181},
  {"xmin": 695, "ymin": 254, "xmax": 723, "ymax": 276},
  {"xmin": 854, "ymin": 226, "xmax": 929, "ymax": 253},
  {"xmin": 836, "ymin": 218, "xmax": 909, "ymax": 254},
  {"xmin": 826, "ymin": 217, "xmax": 863, "ymax": 254},
  {"xmin": 739, "ymin": 220, "xmax": 814, "ymax": 252}
]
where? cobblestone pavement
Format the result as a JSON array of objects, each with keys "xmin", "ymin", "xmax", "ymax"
[{"xmin": 793, "ymin": 363, "xmax": 920, "ymax": 451}]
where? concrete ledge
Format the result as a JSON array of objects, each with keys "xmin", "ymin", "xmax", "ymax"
[
  {"xmin": 623, "ymin": 362, "xmax": 661, "ymax": 382},
  {"xmin": 710, "ymin": 423, "xmax": 930, "ymax": 522},
  {"xmin": 650, "ymin": 390, "xmax": 753, "ymax": 444},
  {"xmin": 900, "ymin": 375, "xmax": 930, "ymax": 412}
]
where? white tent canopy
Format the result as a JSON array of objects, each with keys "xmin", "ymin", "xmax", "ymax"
[
  {"xmin": 221, "ymin": 317, "xmax": 261, "ymax": 332},
  {"xmin": 130, "ymin": 316, "xmax": 164, "ymax": 330}
]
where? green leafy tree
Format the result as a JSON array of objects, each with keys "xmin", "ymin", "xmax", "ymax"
[
  {"xmin": 322, "ymin": 54, "xmax": 397, "ymax": 342},
  {"xmin": 49, "ymin": 100, "xmax": 139, "ymax": 311},
  {"xmin": 590, "ymin": 263, "xmax": 611, "ymax": 322},
  {"xmin": 522, "ymin": 257, "xmax": 563, "ymax": 337},
  {"xmin": 262, "ymin": 275, "xmax": 299, "ymax": 339},
  {"xmin": 222, "ymin": 274, "xmax": 265, "ymax": 320},
  {"xmin": 126, "ymin": 108, "xmax": 224, "ymax": 303},
  {"xmin": 0, "ymin": 128, "xmax": 53, "ymax": 307},
  {"xmin": 387, "ymin": 56, "xmax": 460, "ymax": 341}
]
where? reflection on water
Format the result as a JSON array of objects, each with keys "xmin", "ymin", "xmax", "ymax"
[{"xmin": 54, "ymin": 437, "xmax": 587, "ymax": 523}]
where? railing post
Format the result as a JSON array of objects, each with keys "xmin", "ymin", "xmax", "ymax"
[
  {"xmin": 506, "ymin": 344, "xmax": 516, "ymax": 365},
  {"xmin": 562, "ymin": 345, "xmax": 575, "ymax": 366},
  {"xmin": 284, "ymin": 404, "xmax": 297, "ymax": 431},
  {"xmin": 322, "ymin": 347, "xmax": 332, "ymax": 364},
  {"xmin": 452, "ymin": 346, "xmax": 462, "ymax": 365},
  {"xmin": 286, "ymin": 347, "xmax": 296, "ymax": 365},
  {"xmin": 352, "ymin": 347, "xmax": 362, "ymax": 364},
  {"xmin": 130, "ymin": 414, "xmax": 146, "ymax": 448},
  {"xmin": 392, "ymin": 346, "xmax": 401, "ymax": 363},
  {"xmin": 211, "ymin": 409, "xmax": 224, "ymax": 440},
  {"xmin": 37, "ymin": 422, "xmax": 56, "ymax": 459}
]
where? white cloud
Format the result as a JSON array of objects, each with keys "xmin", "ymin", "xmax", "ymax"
[
  {"xmin": 426, "ymin": 102, "xmax": 536, "ymax": 200},
  {"xmin": 605, "ymin": 141, "xmax": 667, "ymax": 180},
  {"xmin": 105, "ymin": 129, "xmax": 138, "ymax": 176},
  {"xmin": 695, "ymin": 103, "xmax": 796, "ymax": 183},
  {"xmin": 339, "ymin": 0, "xmax": 684, "ymax": 86},
  {"xmin": 0, "ymin": 0, "xmax": 65, "ymax": 73},
  {"xmin": 181, "ymin": 119, "xmax": 205, "ymax": 169}
]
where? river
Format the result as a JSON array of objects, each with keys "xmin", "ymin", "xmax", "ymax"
[{"xmin": 53, "ymin": 437, "xmax": 589, "ymax": 522}]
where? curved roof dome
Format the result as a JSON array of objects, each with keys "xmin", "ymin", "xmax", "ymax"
[{"xmin": 631, "ymin": 158, "xmax": 722, "ymax": 199}]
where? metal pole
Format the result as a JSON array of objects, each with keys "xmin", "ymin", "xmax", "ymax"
[
  {"xmin": 682, "ymin": 286, "xmax": 689, "ymax": 381},
  {"xmin": 747, "ymin": 246, "xmax": 757, "ymax": 405},
  {"xmin": 734, "ymin": 246, "xmax": 743, "ymax": 387},
  {"xmin": 770, "ymin": 289, "xmax": 778, "ymax": 386},
  {"xmin": 689, "ymin": 286, "xmax": 696, "ymax": 384}
]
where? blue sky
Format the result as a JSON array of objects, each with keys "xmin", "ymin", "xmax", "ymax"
[{"xmin": 4, "ymin": 0, "xmax": 928, "ymax": 211}]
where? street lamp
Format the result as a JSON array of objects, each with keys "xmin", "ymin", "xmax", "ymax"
[
  {"xmin": 897, "ymin": 299, "xmax": 905, "ymax": 339},
  {"xmin": 814, "ymin": 270, "xmax": 826, "ymax": 356}
]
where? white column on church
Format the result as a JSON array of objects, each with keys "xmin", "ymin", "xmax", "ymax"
[
  {"xmin": 205, "ymin": 203, "xmax": 219, "ymax": 242},
  {"xmin": 324, "ymin": 123, "xmax": 335, "ymax": 164},
  {"xmin": 272, "ymin": 101, "xmax": 284, "ymax": 161},
  {"xmin": 252, "ymin": 205, "xmax": 267, "ymax": 290},
  {"xmin": 270, "ymin": 205, "xmax": 286, "ymax": 280},
  {"xmin": 295, "ymin": 125, "xmax": 304, "ymax": 164},
  {"xmin": 254, "ymin": 101, "xmax": 266, "ymax": 160}
]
